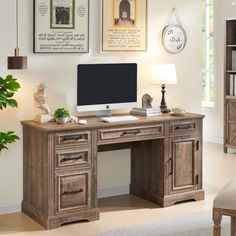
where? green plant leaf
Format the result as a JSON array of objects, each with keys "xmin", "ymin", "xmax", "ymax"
[
  {"xmin": 0, "ymin": 75, "xmax": 20, "ymax": 110},
  {"xmin": 0, "ymin": 75, "xmax": 21, "ymax": 153},
  {"xmin": 0, "ymin": 131, "xmax": 20, "ymax": 152},
  {"xmin": 53, "ymin": 107, "xmax": 70, "ymax": 118}
]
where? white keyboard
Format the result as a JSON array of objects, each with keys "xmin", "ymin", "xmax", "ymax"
[{"xmin": 101, "ymin": 115, "xmax": 139, "ymax": 123}]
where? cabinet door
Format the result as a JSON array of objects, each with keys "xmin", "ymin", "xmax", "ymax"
[
  {"xmin": 226, "ymin": 101, "xmax": 236, "ymax": 145},
  {"xmin": 168, "ymin": 136, "xmax": 199, "ymax": 195}
]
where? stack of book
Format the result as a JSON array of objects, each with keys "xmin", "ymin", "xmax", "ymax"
[
  {"xmin": 130, "ymin": 107, "xmax": 162, "ymax": 116},
  {"xmin": 229, "ymin": 74, "xmax": 236, "ymax": 96}
]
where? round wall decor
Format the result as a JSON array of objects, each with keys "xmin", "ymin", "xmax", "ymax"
[
  {"xmin": 162, "ymin": 24, "xmax": 187, "ymax": 54},
  {"xmin": 162, "ymin": 8, "xmax": 187, "ymax": 54}
]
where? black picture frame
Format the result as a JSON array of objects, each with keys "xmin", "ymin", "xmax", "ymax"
[{"xmin": 33, "ymin": 0, "xmax": 89, "ymax": 53}]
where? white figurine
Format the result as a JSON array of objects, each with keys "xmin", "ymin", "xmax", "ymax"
[{"xmin": 34, "ymin": 83, "xmax": 52, "ymax": 123}]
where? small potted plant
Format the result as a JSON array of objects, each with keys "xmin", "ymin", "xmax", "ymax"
[{"xmin": 53, "ymin": 108, "xmax": 70, "ymax": 124}]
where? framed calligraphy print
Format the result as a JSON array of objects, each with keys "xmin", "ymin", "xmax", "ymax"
[
  {"xmin": 34, "ymin": 0, "xmax": 89, "ymax": 53},
  {"xmin": 102, "ymin": 0, "xmax": 147, "ymax": 51}
]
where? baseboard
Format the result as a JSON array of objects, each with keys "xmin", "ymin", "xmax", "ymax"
[
  {"xmin": 98, "ymin": 185, "xmax": 129, "ymax": 198},
  {"xmin": 0, "ymin": 202, "xmax": 21, "ymax": 215},
  {"xmin": 203, "ymin": 133, "xmax": 223, "ymax": 144}
]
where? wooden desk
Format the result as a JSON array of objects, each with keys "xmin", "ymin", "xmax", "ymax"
[{"xmin": 21, "ymin": 113, "xmax": 204, "ymax": 229}]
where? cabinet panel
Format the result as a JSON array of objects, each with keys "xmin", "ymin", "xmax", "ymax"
[
  {"xmin": 227, "ymin": 123, "xmax": 236, "ymax": 145},
  {"xmin": 55, "ymin": 131, "xmax": 91, "ymax": 147},
  {"xmin": 56, "ymin": 147, "xmax": 91, "ymax": 169},
  {"xmin": 227, "ymin": 100, "xmax": 236, "ymax": 121},
  {"xmin": 56, "ymin": 171, "xmax": 91, "ymax": 213},
  {"xmin": 170, "ymin": 121, "xmax": 197, "ymax": 136},
  {"xmin": 98, "ymin": 124, "xmax": 163, "ymax": 144},
  {"xmin": 169, "ymin": 136, "xmax": 198, "ymax": 194}
]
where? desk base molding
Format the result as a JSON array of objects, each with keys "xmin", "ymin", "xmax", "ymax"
[
  {"xmin": 163, "ymin": 190, "xmax": 205, "ymax": 207},
  {"xmin": 22, "ymin": 201, "xmax": 99, "ymax": 230}
]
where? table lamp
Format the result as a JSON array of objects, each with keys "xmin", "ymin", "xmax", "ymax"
[{"xmin": 151, "ymin": 64, "xmax": 177, "ymax": 113}]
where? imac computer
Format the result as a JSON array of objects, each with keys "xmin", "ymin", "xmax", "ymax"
[{"xmin": 77, "ymin": 63, "xmax": 137, "ymax": 118}]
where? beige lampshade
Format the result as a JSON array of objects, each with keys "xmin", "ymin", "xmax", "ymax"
[{"xmin": 151, "ymin": 64, "xmax": 177, "ymax": 85}]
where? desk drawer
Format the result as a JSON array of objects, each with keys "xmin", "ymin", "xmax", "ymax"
[
  {"xmin": 98, "ymin": 124, "xmax": 163, "ymax": 144},
  {"xmin": 55, "ymin": 131, "xmax": 91, "ymax": 146},
  {"xmin": 56, "ymin": 171, "xmax": 91, "ymax": 213},
  {"xmin": 170, "ymin": 120, "xmax": 197, "ymax": 135},
  {"xmin": 56, "ymin": 148, "xmax": 91, "ymax": 169}
]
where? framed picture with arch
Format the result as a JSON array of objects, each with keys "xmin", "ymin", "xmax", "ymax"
[{"xmin": 102, "ymin": 0, "xmax": 147, "ymax": 51}]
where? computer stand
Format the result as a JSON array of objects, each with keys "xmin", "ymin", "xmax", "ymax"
[{"xmin": 96, "ymin": 110, "xmax": 111, "ymax": 117}]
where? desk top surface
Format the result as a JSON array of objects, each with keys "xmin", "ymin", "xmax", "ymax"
[{"xmin": 21, "ymin": 112, "xmax": 204, "ymax": 132}]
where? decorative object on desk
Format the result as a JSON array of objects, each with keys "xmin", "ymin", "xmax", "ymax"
[
  {"xmin": 33, "ymin": 0, "xmax": 89, "ymax": 53},
  {"xmin": 8, "ymin": 0, "xmax": 27, "ymax": 69},
  {"xmin": 162, "ymin": 8, "xmax": 187, "ymax": 54},
  {"xmin": 0, "ymin": 75, "xmax": 20, "ymax": 152},
  {"xmin": 130, "ymin": 107, "xmax": 161, "ymax": 116},
  {"xmin": 170, "ymin": 107, "xmax": 186, "ymax": 116},
  {"xmin": 142, "ymin": 94, "xmax": 153, "ymax": 108},
  {"xmin": 151, "ymin": 64, "xmax": 177, "ymax": 114},
  {"xmin": 53, "ymin": 107, "xmax": 70, "ymax": 124},
  {"xmin": 34, "ymin": 83, "xmax": 53, "ymax": 123},
  {"xmin": 68, "ymin": 116, "xmax": 79, "ymax": 123},
  {"xmin": 102, "ymin": 0, "xmax": 147, "ymax": 51}
]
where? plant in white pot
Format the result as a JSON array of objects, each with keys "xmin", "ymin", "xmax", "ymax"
[
  {"xmin": 0, "ymin": 75, "xmax": 20, "ymax": 153},
  {"xmin": 53, "ymin": 108, "xmax": 70, "ymax": 124}
]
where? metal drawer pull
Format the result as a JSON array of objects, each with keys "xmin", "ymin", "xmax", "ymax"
[
  {"xmin": 121, "ymin": 130, "xmax": 140, "ymax": 136},
  {"xmin": 175, "ymin": 124, "xmax": 193, "ymax": 130},
  {"xmin": 61, "ymin": 154, "xmax": 85, "ymax": 162},
  {"xmin": 63, "ymin": 189, "xmax": 83, "ymax": 195},
  {"xmin": 168, "ymin": 158, "xmax": 173, "ymax": 175},
  {"xmin": 61, "ymin": 135, "xmax": 83, "ymax": 142}
]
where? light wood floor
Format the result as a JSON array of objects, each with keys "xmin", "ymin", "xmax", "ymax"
[{"xmin": 0, "ymin": 142, "xmax": 236, "ymax": 236}]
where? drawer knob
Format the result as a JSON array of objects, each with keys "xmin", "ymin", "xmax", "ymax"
[{"xmin": 63, "ymin": 189, "xmax": 83, "ymax": 195}]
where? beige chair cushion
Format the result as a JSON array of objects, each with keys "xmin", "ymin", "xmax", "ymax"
[{"xmin": 213, "ymin": 178, "xmax": 236, "ymax": 210}]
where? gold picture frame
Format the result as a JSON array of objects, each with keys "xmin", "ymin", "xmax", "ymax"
[{"xmin": 102, "ymin": 0, "xmax": 147, "ymax": 51}]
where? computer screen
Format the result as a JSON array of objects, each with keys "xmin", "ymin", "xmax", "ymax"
[{"xmin": 77, "ymin": 63, "xmax": 137, "ymax": 112}]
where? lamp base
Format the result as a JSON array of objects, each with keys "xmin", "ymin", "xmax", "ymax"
[
  {"xmin": 160, "ymin": 84, "xmax": 170, "ymax": 114},
  {"xmin": 160, "ymin": 105, "xmax": 170, "ymax": 114}
]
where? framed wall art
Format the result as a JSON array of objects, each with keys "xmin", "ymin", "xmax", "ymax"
[
  {"xmin": 34, "ymin": 0, "xmax": 89, "ymax": 53},
  {"xmin": 102, "ymin": 0, "xmax": 147, "ymax": 51}
]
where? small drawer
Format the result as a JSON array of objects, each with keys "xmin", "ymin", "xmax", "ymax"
[
  {"xmin": 56, "ymin": 148, "xmax": 91, "ymax": 168},
  {"xmin": 55, "ymin": 131, "xmax": 91, "ymax": 146},
  {"xmin": 57, "ymin": 171, "xmax": 91, "ymax": 212},
  {"xmin": 98, "ymin": 124, "xmax": 163, "ymax": 144},
  {"xmin": 170, "ymin": 121, "xmax": 197, "ymax": 135}
]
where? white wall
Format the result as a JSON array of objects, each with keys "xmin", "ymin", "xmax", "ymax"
[
  {"xmin": 0, "ymin": 0, "xmax": 201, "ymax": 212},
  {"xmin": 203, "ymin": 0, "xmax": 236, "ymax": 144}
]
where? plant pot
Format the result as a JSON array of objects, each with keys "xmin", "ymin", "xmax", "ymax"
[{"xmin": 55, "ymin": 117, "xmax": 69, "ymax": 124}]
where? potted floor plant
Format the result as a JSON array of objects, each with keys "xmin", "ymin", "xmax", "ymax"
[{"xmin": 0, "ymin": 75, "xmax": 20, "ymax": 153}]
